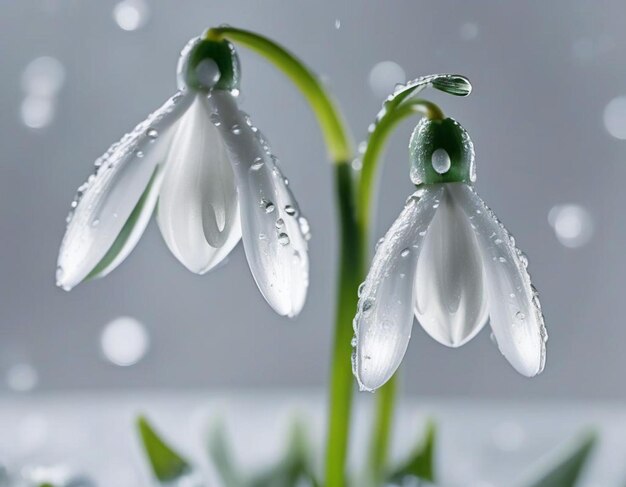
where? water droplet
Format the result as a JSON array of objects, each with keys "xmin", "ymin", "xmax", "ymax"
[
  {"xmin": 275, "ymin": 218, "xmax": 285, "ymax": 229},
  {"xmin": 334, "ymin": 19, "xmax": 341, "ymax": 29},
  {"xmin": 231, "ymin": 124, "xmax": 241, "ymax": 135},
  {"xmin": 548, "ymin": 204, "xmax": 594, "ymax": 248},
  {"xmin": 135, "ymin": 149, "xmax": 144, "ymax": 158},
  {"xmin": 603, "ymin": 95, "xmax": 626, "ymax": 139},
  {"xmin": 100, "ymin": 316, "xmax": 149, "ymax": 366},
  {"xmin": 498, "ymin": 257, "xmax": 507, "ymax": 263},
  {"xmin": 195, "ymin": 58, "xmax": 221, "ymax": 89},
  {"xmin": 352, "ymin": 158, "xmax": 363, "ymax": 171},
  {"xmin": 112, "ymin": 0, "xmax": 149, "ymax": 31},
  {"xmin": 515, "ymin": 311, "xmax": 526, "ymax": 321},
  {"xmin": 285, "ymin": 205, "xmax": 297, "ymax": 216},
  {"xmin": 362, "ymin": 298, "xmax": 374, "ymax": 313},
  {"xmin": 251, "ymin": 157, "xmax": 264, "ymax": 170},
  {"xmin": 146, "ymin": 128, "xmax": 158, "ymax": 139},
  {"xmin": 518, "ymin": 252, "xmax": 529, "ymax": 268},
  {"xmin": 209, "ymin": 112, "xmax": 221, "ymax": 126},
  {"xmin": 91, "ymin": 219, "xmax": 100, "ymax": 227},
  {"xmin": 259, "ymin": 233, "xmax": 267, "ymax": 240},
  {"xmin": 400, "ymin": 248, "xmax": 410, "ymax": 257},
  {"xmin": 264, "ymin": 201, "xmax": 275, "ymax": 213},
  {"xmin": 368, "ymin": 61, "xmax": 406, "ymax": 98},
  {"xmin": 431, "ymin": 148, "xmax": 451, "ymax": 174},
  {"xmin": 357, "ymin": 282, "xmax": 366, "ymax": 297},
  {"xmin": 278, "ymin": 233, "xmax": 290, "ymax": 245}
]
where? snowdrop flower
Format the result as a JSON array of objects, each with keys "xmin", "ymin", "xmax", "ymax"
[
  {"xmin": 353, "ymin": 117, "xmax": 547, "ymax": 391},
  {"xmin": 56, "ymin": 35, "xmax": 310, "ymax": 317}
]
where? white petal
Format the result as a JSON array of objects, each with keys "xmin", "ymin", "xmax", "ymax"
[
  {"xmin": 414, "ymin": 184, "xmax": 489, "ymax": 347},
  {"xmin": 56, "ymin": 91, "xmax": 192, "ymax": 290},
  {"xmin": 208, "ymin": 91, "xmax": 309, "ymax": 317},
  {"xmin": 450, "ymin": 184, "xmax": 547, "ymax": 377},
  {"xmin": 157, "ymin": 95, "xmax": 241, "ymax": 274},
  {"xmin": 353, "ymin": 187, "xmax": 444, "ymax": 392}
]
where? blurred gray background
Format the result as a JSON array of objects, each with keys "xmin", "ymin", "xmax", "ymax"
[{"xmin": 1, "ymin": 0, "xmax": 625, "ymax": 400}]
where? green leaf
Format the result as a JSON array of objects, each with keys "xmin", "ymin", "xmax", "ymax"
[
  {"xmin": 207, "ymin": 421, "xmax": 244, "ymax": 487},
  {"xmin": 520, "ymin": 430, "xmax": 597, "ymax": 487},
  {"xmin": 136, "ymin": 415, "xmax": 191, "ymax": 483},
  {"xmin": 387, "ymin": 420, "xmax": 436, "ymax": 485},
  {"xmin": 248, "ymin": 419, "xmax": 320, "ymax": 487}
]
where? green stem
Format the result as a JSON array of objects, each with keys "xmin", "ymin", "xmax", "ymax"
[
  {"xmin": 367, "ymin": 375, "xmax": 397, "ymax": 485},
  {"xmin": 208, "ymin": 27, "xmax": 357, "ymax": 487},
  {"xmin": 357, "ymin": 99, "xmax": 444, "ymax": 484}
]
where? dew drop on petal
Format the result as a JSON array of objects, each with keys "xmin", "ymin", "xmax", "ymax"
[
  {"xmin": 548, "ymin": 204, "xmax": 594, "ymax": 248},
  {"xmin": 146, "ymin": 128, "xmax": 158, "ymax": 139},
  {"xmin": 368, "ymin": 61, "xmax": 406, "ymax": 98},
  {"xmin": 603, "ymin": 96, "xmax": 626, "ymax": 140},
  {"xmin": 251, "ymin": 157, "xmax": 264, "ymax": 170},
  {"xmin": 6, "ymin": 363, "xmax": 39, "ymax": 392},
  {"xmin": 400, "ymin": 248, "xmax": 410, "ymax": 257},
  {"xmin": 100, "ymin": 316, "xmax": 149, "ymax": 366},
  {"xmin": 112, "ymin": 0, "xmax": 149, "ymax": 31},
  {"xmin": 284, "ymin": 205, "xmax": 297, "ymax": 216},
  {"xmin": 264, "ymin": 200, "xmax": 275, "ymax": 213},
  {"xmin": 278, "ymin": 233, "xmax": 290, "ymax": 245}
]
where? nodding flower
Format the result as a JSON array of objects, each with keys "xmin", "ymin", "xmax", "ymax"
[
  {"xmin": 56, "ymin": 34, "xmax": 310, "ymax": 318},
  {"xmin": 352, "ymin": 116, "xmax": 547, "ymax": 391}
]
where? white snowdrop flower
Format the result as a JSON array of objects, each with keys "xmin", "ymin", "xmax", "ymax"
[
  {"xmin": 56, "ymin": 34, "xmax": 309, "ymax": 317},
  {"xmin": 353, "ymin": 117, "xmax": 546, "ymax": 391}
]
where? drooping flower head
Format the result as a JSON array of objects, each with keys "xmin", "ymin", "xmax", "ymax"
[
  {"xmin": 353, "ymin": 114, "xmax": 547, "ymax": 391},
  {"xmin": 56, "ymin": 33, "xmax": 310, "ymax": 317}
]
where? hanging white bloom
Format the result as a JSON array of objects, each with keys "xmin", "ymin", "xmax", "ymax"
[
  {"xmin": 353, "ymin": 117, "xmax": 547, "ymax": 391},
  {"xmin": 56, "ymin": 35, "xmax": 310, "ymax": 317}
]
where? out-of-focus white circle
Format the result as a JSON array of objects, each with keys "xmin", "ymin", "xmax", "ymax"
[
  {"xmin": 604, "ymin": 96, "xmax": 626, "ymax": 140},
  {"xmin": 100, "ymin": 316, "xmax": 149, "ymax": 366},
  {"xmin": 368, "ymin": 61, "xmax": 406, "ymax": 98},
  {"xmin": 491, "ymin": 421, "xmax": 526, "ymax": 452},
  {"xmin": 548, "ymin": 204, "xmax": 594, "ymax": 248},
  {"xmin": 113, "ymin": 0, "xmax": 149, "ymax": 31},
  {"xmin": 6, "ymin": 363, "xmax": 39, "ymax": 392},
  {"xmin": 21, "ymin": 95, "xmax": 55, "ymax": 129},
  {"xmin": 460, "ymin": 22, "xmax": 479, "ymax": 41},
  {"xmin": 21, "ymin": 56, "xmax": 65, "ymax": 96}
]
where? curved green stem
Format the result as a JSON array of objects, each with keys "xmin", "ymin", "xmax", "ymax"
[
  {"xmin": 208, "ymin": 26, "xmax": 357, "ymax": 487},
  {"xmin": 207, "ymin": 27, "xmax": 352, "ymax": 162}
]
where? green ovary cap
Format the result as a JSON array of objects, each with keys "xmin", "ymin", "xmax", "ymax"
[
  {"xmin": 178, "ymin": 37, "xmax": 241, "ymax": 92},
  {"xmin": 409, "ymin": 117, "xmax": 476, "ymax": 186}
]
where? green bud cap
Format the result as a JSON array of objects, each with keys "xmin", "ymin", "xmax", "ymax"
[
  {"xmin": 177, "ymin": 37, "xmax": 241, "ymax": 92},
  {"xmin": 409, "ymin": 117, "xmax": 476, "ymax": 186}
]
